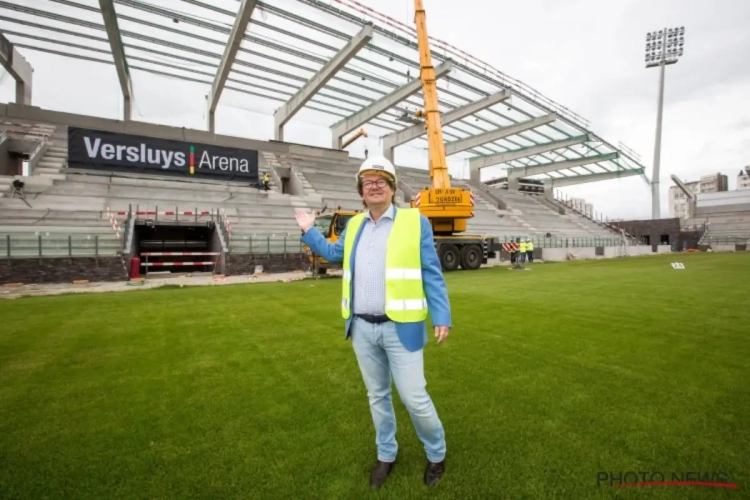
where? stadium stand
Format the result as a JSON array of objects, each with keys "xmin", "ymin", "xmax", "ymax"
[
  {"xmin": 1, "ymin": 116, "xmax": 631, "ymax": 253},
  {"xmin": 688, "ymin": 190, "xmax": 750, "ymax": 244},
  {"xmin": 0, "ymin": 121, "xmax": 310, "ymax": 237}
]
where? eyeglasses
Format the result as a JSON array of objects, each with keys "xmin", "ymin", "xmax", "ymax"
[{"xmin": 362, "ymin": 179, "xmax": 389, "ymax": 189}]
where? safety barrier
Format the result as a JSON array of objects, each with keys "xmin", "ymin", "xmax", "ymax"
[
  {"xmin": 220, "ymin": 208, "xmax": 233, "ymax": 238},
  {"xmin": 105, "ymin": 206, "xmax": 123, "ymax": 242},
  {"xmin": 229, "ymin": 234, "xmax": 305, "ymax": 255},
  {"xmin": 143, "ymin": 261, "xmax": 219, "ymax": 267},
  {"xmin": 111, "ymin": 205, "xmax": 216, "ymax": 223},
  {"xmin": 115, "ymin": 210, "xmax": 211, "ymax": 216},
  {"xmin": 139, "ymin": 251, "xmax": 221, "ymax": 277},
  {"xmin": 0, "ymin": 233, "xmax": 121, "ymax": 258}
]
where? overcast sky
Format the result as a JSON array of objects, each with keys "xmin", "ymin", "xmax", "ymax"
[{"xmin": 1, "ymin": 0, "xmax": 749, "ymax": 220}]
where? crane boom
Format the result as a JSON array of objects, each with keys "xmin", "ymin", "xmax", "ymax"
[
  {"xmin": 411, "ymin": 0, "xmax": 474, "ymax": 235},
  {"xmin": 414, "ymin": 0, "xmax": 450, "ymax": 190}
]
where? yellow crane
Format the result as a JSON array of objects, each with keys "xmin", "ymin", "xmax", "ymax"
[
  {"xmin": 305, "ymin": 0, "xmax": 500, "ymax": 272},
  {"xmin": 411, "ymin": 0, "xmax": 475, "ymax": 236},
  {"xmin": 407, "ymin": 0, "xmax": 500, "ymax": 270}
]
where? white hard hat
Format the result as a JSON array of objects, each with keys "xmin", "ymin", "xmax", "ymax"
[{"xmin": 356, "ymin": 155, "xmax": 397, "ymax": 183}]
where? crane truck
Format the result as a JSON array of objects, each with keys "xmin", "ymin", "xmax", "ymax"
[{"xmin": 305, "ymin": 0, "xmax": 501, "ymax": 271}]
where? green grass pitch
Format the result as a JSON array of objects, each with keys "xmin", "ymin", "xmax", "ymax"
[{"xmin": 1, "ymin": 253, "xmax": 748, "ymax": 499}]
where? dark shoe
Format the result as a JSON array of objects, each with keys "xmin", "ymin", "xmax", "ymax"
[
  {"xmin": 424, "ymin": 459, "xmax": 445, "ymax": 487},
  {"xmin": 370, "ymin": 460, "xmax": 395, "ymax": 489}
]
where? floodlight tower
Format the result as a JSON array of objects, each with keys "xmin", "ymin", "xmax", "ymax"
[{"xmin": 645, "ymin": 26, "xmax": 686, "ymax": 220}]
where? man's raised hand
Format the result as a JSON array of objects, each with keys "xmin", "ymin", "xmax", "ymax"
[{"xmin": 295, "ymin": 209, "xmax": 316, "ymax": 233}]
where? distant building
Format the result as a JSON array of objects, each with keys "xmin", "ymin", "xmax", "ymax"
[
  {"xmin": 569, "ymin": 197, "xmax": 595, "ymax": 218},
  {"xmin": 737, "ymin": 166, "xmax": 750, "ymax": 191},
  {"xmin": 669, "ymin": 172, "xmax": 728, "ymax": 218}
]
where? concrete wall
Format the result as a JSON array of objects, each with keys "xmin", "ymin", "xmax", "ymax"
[
  {"xmin": 696, "ymin": 189, "xmax": 750, "ymax": 209},
  {"xmin": 0, "ymin": 136, "xmax": 9, "ymax": 176},
  {"xmin": 0, "ymin": 256, "xmax": 126, "ymax": 284},
  {"xmin": 609, "ymin": 218, "xmax": 683, "ymax": 250},
  {"xmin": 210, "ymin": 226, "xmax": 225, "ymax": 274},
  {"xmin": 542, "ymin": 247, "xmax": 596, "ymax": 261},
  {"xmin": 542, "ymin": 245, "xmax": 655, "ymax": 261},
  {"xmin": 0, "ymin": 103, "xmax": 351, "ymax": 162},
  {"xmin": 226, "ymin": 253, "xmax": 308, "ymax": 275},
  {"xmin": 697, "ymin": 204, "xmax": 750, "ymax": 215},
  {"xmin": 287, "ymin": 167, "xmax": 309, "ymax": 198},
  {"xmin": 712, "ymin": 245, "xmax": 736, "ymax": 252}
]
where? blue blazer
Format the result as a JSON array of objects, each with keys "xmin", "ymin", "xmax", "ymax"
[{"xmin": 301, "ymin": 207, "xmax": 452, "ymax": 352}]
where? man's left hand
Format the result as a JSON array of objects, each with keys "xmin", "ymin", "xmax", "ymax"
[{"xmin": 434, "ymin": 326, "xmax": 450, "ymax": 344}]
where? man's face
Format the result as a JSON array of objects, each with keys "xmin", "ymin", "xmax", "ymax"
[{"xmin": 360, "ymin": 173, "xmax": 394, "ymax": 207}]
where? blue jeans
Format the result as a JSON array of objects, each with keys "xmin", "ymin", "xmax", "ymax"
[{"xmin": 350, "ymin": 316, "xmax": 446, "ymax": 463}]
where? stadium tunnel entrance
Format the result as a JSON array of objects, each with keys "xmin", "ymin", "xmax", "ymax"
[{"xmin": 131, "ymin": 220, "xmax": 223, "ymax": 278}]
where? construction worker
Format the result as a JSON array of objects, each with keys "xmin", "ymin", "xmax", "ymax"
[
  {"xmin": 526, "ymin": 237, "xmax": 534, "ymax": 263},
  {"xmin": 261, "ymin": 171, "xmax": 271, "ymax": 191},
  {"xmin": 294, "ymin": 155, "xmax": 451, "ymax": 489},
  {"xmin": 516, "ymin": 237, "xmax": 526, "ymax": 269}
]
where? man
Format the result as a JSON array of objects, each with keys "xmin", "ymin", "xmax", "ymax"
[
  {"xmin": 294, "ymin": 155, "xmax": 451, "ymax": 489},
  {"xmin": 262, "ymin": 171, "xmax": 271, "ymax": 191},
  {"xmin": 514, "ymin": 237, "xmax": 526, "ymax": 270},
  {"xmin": 526, "ymin": 237, "xmax": 534, "ymax": 264}
]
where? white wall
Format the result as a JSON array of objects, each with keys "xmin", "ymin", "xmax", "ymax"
[{"xmin": 542, "ymin": 245, "xmax": 655, "ymax": 261}]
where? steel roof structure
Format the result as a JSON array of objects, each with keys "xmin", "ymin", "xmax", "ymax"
[{"xmin": 0, "ymin": 0, "xmax": 648, "ymax": 187}]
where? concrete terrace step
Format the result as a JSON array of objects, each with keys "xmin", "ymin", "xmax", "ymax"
[
  {"xmin": 231, "ymin": 220, "xmax": 298, "ymax": 230},
  {"xmin": 321, "ymin": 199, "xmax": 365, "ymax": 211},
  {"xmin": 33, "ymin": 168, "xmax": 64, "ymax": 177},
  {"xmin": 37, "ymin": 157, "xmax": 65, "ymax": 165},
  {"xmin": 302, "ymin": 173, "xmax": 358, "ymax": 187},
  {"xmin": 49, "ymin": 179, "xmax": 266, "ymax": 199},
  {"xmin": 0, "ymin": 218, "xmax": 113, "ymax": 228},
  {"xmin": 0, "ymin": 224, "xmax": 117, "ymax": 234},
  {"xmin": 0, "ymin": 208, "xmax": 106, "ymax": 220},
  {"xmin": 314, "ymin": 189, "xmax": 362, "ymax": 199},
  {"xmin": 64, "ymin": 171, "xmax": 269, "ymax": 194},
  {"xmin": 221, "ymin": 206, "xmax": 296, "ymax": 218},
  {"xmin": 32, "ymin": 173, "xmax": 68, "ymax": 182},
  {"xmin": 41, "ymin": 185, "xmax": 295, "ymax": 207},
  {"xmin": 0, "ymin": 175, "xmax": 56, "ymax": 192}
]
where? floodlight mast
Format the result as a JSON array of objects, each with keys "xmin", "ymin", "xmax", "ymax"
[{"xmin": 645, "ymin": 26, "xmax": 686, "ymax": 220}]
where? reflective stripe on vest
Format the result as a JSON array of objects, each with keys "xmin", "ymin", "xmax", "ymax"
[{"xmin": 341, "ymin": 208, "xmax": 427, "ymax": 323}]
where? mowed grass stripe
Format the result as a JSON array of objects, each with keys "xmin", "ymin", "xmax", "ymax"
[{"xmin": 0, "ymin": 252, "xmax": 748, "ymax": 499}]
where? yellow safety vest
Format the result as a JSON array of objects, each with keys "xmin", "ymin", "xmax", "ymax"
[
  {"xmin": 341, "ymin": 208, "xmax": 427, "ymax": 323},
  {"xmin": 527, "ymin": 241, "xmax": 534, "ymax": 251},
  {"xmin": 519, "ymin": 242, "xmax": 527, "ymax": 252}
]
